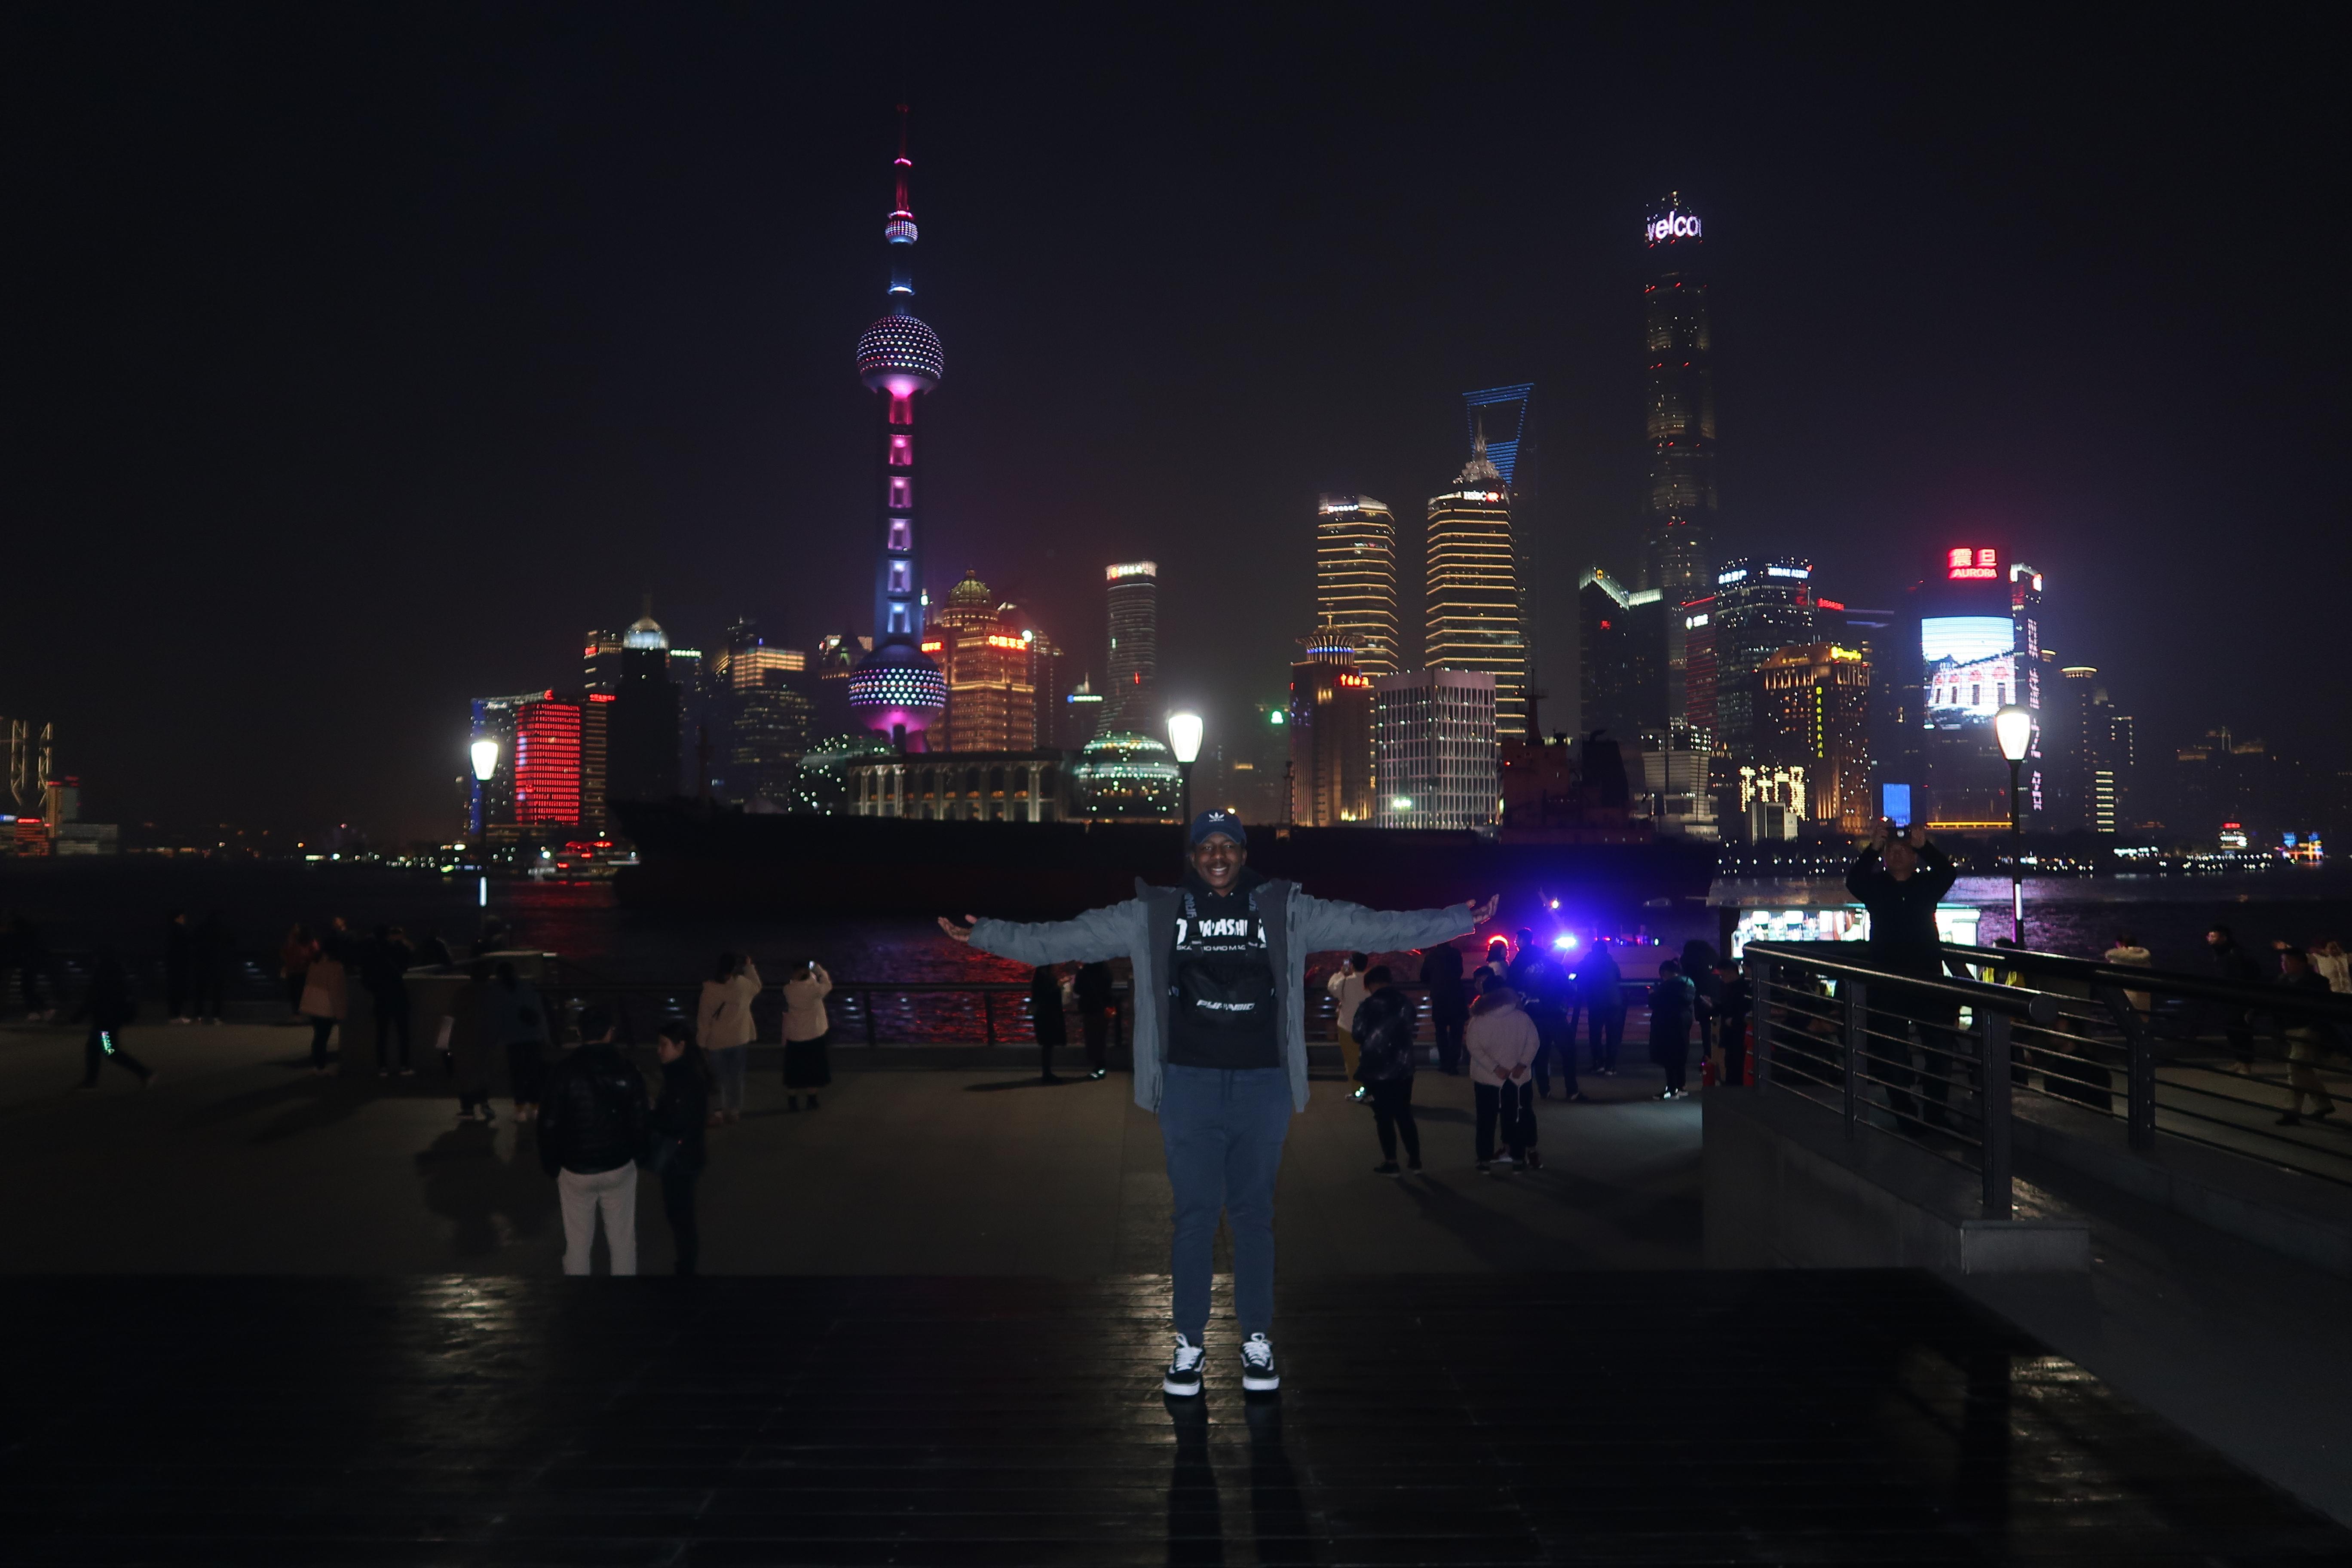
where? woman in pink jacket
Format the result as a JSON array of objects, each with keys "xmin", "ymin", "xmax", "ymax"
[{"xmin": 1465, "ymin": 978, "xmax": 1540, "ymax": 1173}]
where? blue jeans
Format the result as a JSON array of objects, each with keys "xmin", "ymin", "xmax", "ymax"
[{"xmin": 1159, "ymin": 1064, "xmax": 1292, "ymax": 1343}]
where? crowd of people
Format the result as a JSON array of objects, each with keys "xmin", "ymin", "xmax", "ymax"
[{"xmin": 1315, "ymin": 926, "xmax": 1751, "ymax": 1179}]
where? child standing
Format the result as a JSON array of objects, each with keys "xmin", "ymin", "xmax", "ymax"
[{"xmin": 1465, "ymin": 976, "xmax": 1540, "ymax": 1173}]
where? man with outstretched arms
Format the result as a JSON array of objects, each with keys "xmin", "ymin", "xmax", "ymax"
[{"xmin": 942, "ymin": 807, "xmax": 1495, "ymax": 1396}]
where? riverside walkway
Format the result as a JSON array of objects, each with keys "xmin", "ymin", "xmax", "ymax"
[{"xmin": 1, "ymin": 1015, "xmax": 2346, "ymax": 1564}]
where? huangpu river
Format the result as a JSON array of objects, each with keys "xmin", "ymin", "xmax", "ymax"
[{"xmin": 6, "ymin": 857, "xmax": 2351, "ymax": 989}]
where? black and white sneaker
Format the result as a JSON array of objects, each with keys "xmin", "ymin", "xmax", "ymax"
[
  {"xmin": 1163, "ymin": 1334, "xmax": 1205, "ymax": 1397},
  {"xmin": 1240, "ymin": 1333, "xmax": 1280, "ymax": 1392}
]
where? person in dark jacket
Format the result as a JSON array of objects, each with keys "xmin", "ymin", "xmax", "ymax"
[
  {"xmin": 538, "ymin": 1002, "xmax": 649, "ymax": 1275},
  {"xmin": 1648, "ymin": 959, "xmax": 1697, "ymax": 1097},
  {"xmin": 1351, "ymin": 966, "xmax": 1422, "ymax": 1175},
  {"xmin": 1712, "ymin": 960, "xmax": 1751, "ymax": 1087},
  {"xmin": 1681, "ymin": 939, "xmax": 1720, "ymax": 1066},
  {"xmin": 1508, "ymin": 930, "xmax": 1582, "ymax": 1102},
  {"xmin": 1031, "ymin": 964, "xmax": 1069, "ymax": 1083},
  {"xmin": 2272, "ymin": 946, "xmax": 2338, "ymax": 1127},
  {"xmin": 165, "ymin": 911, "xmax": 195, "ymax": 1023},
  {"xmin": 364, "ymin": 926, "xmax": 416, "ymax": 1076},
  {"xmin": 479, "ymin": 962, "xmax": 551, "ymax": 1121},
  {"xmin": 648, "ymin": 1019, "xmax": 711, "ymax": 1274},
  {"xmin": 1847, "ymin": 819, "xmax": 1962, "ymax": 1130},
  {"xmin": 1580, "ymin": 940, "xmax": 1626, "ymax": 1074},
  {"xmin": 1417, "ymin": 941, "xmax": 1469, "ymax": 1074},
  {"xmin": 72, "ymin": 949, "xmax": 154, "ymax": 1088},
  {"xmin": 2208, "ymin": 924, "xmax": 2265, "ymax": 1072},
  {"xmin": 1073, "ymin": 960, "xmax": 1116, "ymax": 1078}
]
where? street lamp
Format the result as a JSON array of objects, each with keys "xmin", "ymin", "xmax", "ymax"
[
  {"xmin": 1994, "ymin": 704, "xmax": 2034, "ymax": 943},
  {"xmin": 1167, "ymin": 712, "xmax": 1204, "ymax": 824},
  {"xmin": 470, "ymin": 738, "xmax": 500, "ymax": 782}
]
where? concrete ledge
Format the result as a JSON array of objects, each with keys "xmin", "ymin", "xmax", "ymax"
[
  {"xmin": 1960, "ymin": 1218, "xmax": 2091, "ymax": 1272},
  {"xmin": 1705, "ymin": 1088, "xmax": 2089, "ymax": 1274},
  {"xmin": 2013, "ymin": 1094, "xmax": 2352, "ymax": 1278}
]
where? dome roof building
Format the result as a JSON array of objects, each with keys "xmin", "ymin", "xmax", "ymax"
[{"xmin": 1071, "ymin": 732, "xmax": 1182, "ymax": 822}]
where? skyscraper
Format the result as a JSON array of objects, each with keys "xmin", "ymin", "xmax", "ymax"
[
  {"xmin": 1102, "ymin": 561, "xmax": 1158, "ymax": 735},
  {"xmin": 1905, "ymin": 546, "xmax": 2051, "ymax": 830},
  {"xmin": 1757, "ymin": 643, "xmax": 1873, "ymax": 831},
  {"xmin": 1577, "ymin": 569, "xmax": 1670, "ymax": 743},
  {"xmin": 1372, "ymin": 669, "xmax": 1498, "ymax": 830},
  {"xmin": 1425, "ymin": 436, "xmax": 1527, "ymax": 738},
  {"xmin": 1288, "ymin": 632, "xmax": 1373, "ymax": 825},
  {"xmin": 1463, "ymin": 384, "xmax": 1534, "ymax": 488},
  {"xmin": 512, "ymin": 696, "xmax": 583, "ymax": 825},
  {"xmin": 847, "ymin": 107, "xmax": 949, "ymax": 750},
  {"xmin": 937, "ymin": 570, "xmax": 1035, "ymax": 753},
  {"xmin": 1708, "ymin": 557, "xmax": 1820, "ymax": 785},
  {"xmin": 1639, "ymin": 194, "xmax": 1716, "ymax": 597},
  {"xmin": 1314, "ymin": 496, "xmax": 1398, "ymax": 677},
  {"xmin": 607, "ymin": 612, "xmax": 681, "ymax": 805},
  {"xmin": 1465, "ymin": 384, "xmax": 1538, "ymax": 732}
]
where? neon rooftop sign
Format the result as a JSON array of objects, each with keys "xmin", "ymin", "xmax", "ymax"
[
  {"xmin": 1106, "ymin": 562, "xmax": 1158, "ymax": 581},
  {"xmin": 1947, "ymin": 547, "xmax": 1999, "ymax": 580},
  {"xmin": 1646, "ymin": 209, "xmax": 1703, "ymax": 243}
]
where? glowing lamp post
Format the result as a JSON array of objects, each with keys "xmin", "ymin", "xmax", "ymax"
[
  {"xmin": 470, "ymin": 738, "xmax": 500, "ymax": 783},
  {"xmin": 1167, "ymin": 712, "xmax": 1204, "ymax": 825},
  {"xmin": 1994, "ymin": 704, "xmax": 2034, "ymax": 943}
]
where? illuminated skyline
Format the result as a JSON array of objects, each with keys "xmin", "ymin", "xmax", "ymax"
[{"xmin": 5, "ymin": 15, "xmax": 2334, "ymax": 839}]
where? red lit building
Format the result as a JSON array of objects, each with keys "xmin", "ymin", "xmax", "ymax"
[{"xmin": 513, "ymin": 698, "xmax": 583, "ymax": 825}]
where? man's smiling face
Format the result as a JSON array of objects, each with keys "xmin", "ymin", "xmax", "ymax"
[{"xmin": 1191, "ymin": 833, "xmax": 1245, "ymax": 892}]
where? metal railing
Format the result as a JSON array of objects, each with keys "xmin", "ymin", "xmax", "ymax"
[
  {"xmin": 1934, "ymin": 943, "xmax": 2352, "ymax": 1187},
  {"xmin": 1744, "ymin": 941, "xmax": 2059, "ymax": 1219},
  {"xmin": 541, "ymin": 973, "xmax": 1132, "ymax": 1052},
  {"xmin": 1746, "ymin": 941, "xmax": 2352, "ymax": 1208}
]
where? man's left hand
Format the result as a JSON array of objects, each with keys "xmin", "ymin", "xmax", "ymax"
[{"xmin": 1468, "ymin": 894, "xmax": 1500, "ymax": 926}]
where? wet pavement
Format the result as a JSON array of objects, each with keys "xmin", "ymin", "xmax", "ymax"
[{"xmin": 5, "ymin": 1271, "xmax": 2344, "ymax": 1565}]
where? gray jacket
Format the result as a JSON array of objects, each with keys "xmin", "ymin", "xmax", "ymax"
[{"xmin": 971, "ymin": 877, "xmax": 1474, "ymax": 1113}]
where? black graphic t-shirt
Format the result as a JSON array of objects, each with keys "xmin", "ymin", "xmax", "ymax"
[{"xmin": 1165, "ymin": 874, "xmax": 1281, "ymax": 1069}]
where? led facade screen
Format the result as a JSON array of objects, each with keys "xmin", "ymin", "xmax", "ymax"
[{"xmin": 1920, "ymin": 616, "xmax": 2015, "ymax": 667}]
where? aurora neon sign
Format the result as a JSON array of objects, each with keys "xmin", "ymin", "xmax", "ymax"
[{"xmin": 1646, "ymin": 209, "xmax": 1703, "ymax": 243}]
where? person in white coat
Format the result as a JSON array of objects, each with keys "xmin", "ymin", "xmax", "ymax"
[
  {"xmin": 1326, "ymin": 952, "xmax": 1372, "ymax": 1098},
  {"xmin": 1465, "ymin": 977, "xmax": 1541, "ymax": 1173},
  {"xmin": 781, "ymin": 960, "xmax": 833, "ymax": 1112},
  {"xmin": 696, "ymin": 951, "xmax": 761, "ymax": 1125}
]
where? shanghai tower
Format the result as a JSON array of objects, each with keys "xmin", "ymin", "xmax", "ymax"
[
  {"xmin": 846, "ymin": 107, "xmax": 950, "ymax": 750},
  {"xmin": 1638, "ymin": 193, "xmax": 1716, "ymax": 598}
]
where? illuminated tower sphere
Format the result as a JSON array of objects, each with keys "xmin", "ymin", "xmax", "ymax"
[
  {"xmin": 847, "ymin": 105, "xmax": 949, "ymax": 749},
  {"xmin": 1639, "ymin": 192, "xmax": 1716, "ymax": 598}
]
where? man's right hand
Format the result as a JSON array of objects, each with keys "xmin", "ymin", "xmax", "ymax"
[
  {"xmin": 937, "ymin": 916, "xmax": 977, "ymax": 944},
  {"xmin": 1867, "ymin": 818, "xmax": 1893, "ymax": 851}
]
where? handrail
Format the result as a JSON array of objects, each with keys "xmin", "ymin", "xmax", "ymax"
[
  {"xmin": 1742, "ymin": 942, "xmax": 2061, "ymax": 1026},
  {"xmin": 1934, "ymin": 941, "xmax": 2352, "ymax": 1019}
]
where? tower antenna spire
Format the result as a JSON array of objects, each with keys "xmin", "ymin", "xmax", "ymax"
[{"xmin": 893, "ymin": 103, "xmax": 912, "ymax": 220}]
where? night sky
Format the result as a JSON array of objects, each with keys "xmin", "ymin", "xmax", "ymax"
[{"xmin": 5, "ymin": 8, "xmax": 2337, "ymax": 842}]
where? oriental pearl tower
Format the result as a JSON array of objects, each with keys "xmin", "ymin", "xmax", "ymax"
[{"xmin": 845, "ymin": 105, "xmax": 950, "ymax": 750}]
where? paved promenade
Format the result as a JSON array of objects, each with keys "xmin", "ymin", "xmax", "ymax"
[{"xmin": 0, "ymin": 1020, "xmax": 1701, "ymax": 1276}]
